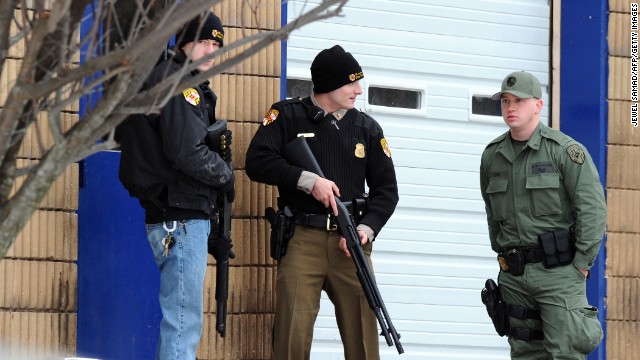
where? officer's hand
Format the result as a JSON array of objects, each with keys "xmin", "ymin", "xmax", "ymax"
[
  {"xmin": 220, "ymin": 146, "xmax": 232, "ymax": 163},
  {"xmin": 311, "ymin": 177, "xmax": 340, "ymax": 216},
  {"xmin": 208, "ymin": 235, "xmax": 233, "ymax": 262},
  {"xmin": 339, "ymin": 231, "xmax": 368, "ymax": 258},
  {"xmin": 579, "ymin": 268, "xmax": 588, "ymax": 279}
]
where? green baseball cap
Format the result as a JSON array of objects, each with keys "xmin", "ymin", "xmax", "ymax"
[{"xmin": 491, "ymin": 71, "xmax": 542, "ymax": 100}]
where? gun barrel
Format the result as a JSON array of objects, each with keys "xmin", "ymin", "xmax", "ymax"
[
  {"xmin": 216, "ymin": 302, "xmax": 227, "ymax": 337},
  {"xmin": 215, "ymin": 258, "xmax": 230, "ymax": 337}
]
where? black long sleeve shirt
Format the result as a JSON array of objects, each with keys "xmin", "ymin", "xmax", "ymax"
[{"xmin": 245, "ymin": 97, "xmax": 398, "ymax": 236}]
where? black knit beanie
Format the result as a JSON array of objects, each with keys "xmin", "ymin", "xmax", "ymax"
[
  {"xmin": 310, "ymin": 45, "xmax": 363, "ymax": 94},
  {"xmin": 176, "ymin": 11, "xmax": 224, "ymax": 48}
]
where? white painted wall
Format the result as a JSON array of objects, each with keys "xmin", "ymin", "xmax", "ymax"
[{"xmin": 286, "ymin": 1, "xmax": 550, "ymax": 358}]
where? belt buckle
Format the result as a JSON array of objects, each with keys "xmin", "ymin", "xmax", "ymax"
[{"xmin": 326, "ymin": 214, "xmax": 338, "ymax": 231}]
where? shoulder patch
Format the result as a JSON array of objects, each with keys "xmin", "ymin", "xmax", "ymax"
[
  {"xmin": 183, "ymin": 88, "xmax": 200, "ymax": 106},
  {"xmin": 262, "ymin": 108, "xmax": 279, "ymax": 126},
  {"xmin": 381, "ymin": 138, "xmax": 391, "ymax": 158},
  {"xmin": 566, "ymin": 144, "xmax": 585, "ymax": 164}
]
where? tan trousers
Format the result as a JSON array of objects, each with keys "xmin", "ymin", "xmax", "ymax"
[{"xmin": 272, "ymin": 226, "xmax": 379, "ymax": 360}]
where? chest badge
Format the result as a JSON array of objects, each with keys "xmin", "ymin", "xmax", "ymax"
[
  {"xmin": 381, "ymin": 138, "xmax": 392, "ymax": 158},
  {"xmin": 263, "ymin": 108, "xmax": 279, "ymax": 126},
  {"xmin": 183, "ymin": 88, "xmax": 200, "ymax": 106},
  {"xmin": 355, "ymin": 143, "xmax": 365, "ymax": 158}
]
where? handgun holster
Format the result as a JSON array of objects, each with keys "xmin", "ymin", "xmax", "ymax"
[{"xmin": 266, "ymin": 206, "xmax": 295, "ymax": 260}]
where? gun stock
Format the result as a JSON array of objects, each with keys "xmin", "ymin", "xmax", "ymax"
[
  {"xmin": 285, "ymin": 136, "xmax": 325, "ymax": 177},
  {"xmin": 284, "ymin": 136, "xmax": 403, "ymax": 354},
  {"xmin": 206, "ymin": 120, "xmax": 227, "ymax": 147}
]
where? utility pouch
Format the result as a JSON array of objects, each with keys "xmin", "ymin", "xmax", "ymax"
[
  {"xmin": 539, "ymin": 229, "xmax": 575, "ymax": 268},
  {"xmin": 265, "ymin": 206, "xmax": 295, "ymax": 260},
  {"xmin": 481, "ymin": 279, "xmax": 509, "ymax": 337},
  {"xmin": 504, "ymin": 249, "xmax": 525, "ymax": 276}
]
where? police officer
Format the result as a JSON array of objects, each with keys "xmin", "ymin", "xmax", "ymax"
[
  {"xmin": 117, "ymin": 11, "xmax": 233, "ymax": 360},
  {"xmin": 245, "ymin": 45, "xmax": 399, "ymax": 359},
  {"xmin": 480, "ymin": 71, "xmax": 606, "ymax": 359}
]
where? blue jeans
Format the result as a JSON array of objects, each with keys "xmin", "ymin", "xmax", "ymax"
[{"xmin": 146, "ymin": 219, "xmax": 209, "ymax": 360}]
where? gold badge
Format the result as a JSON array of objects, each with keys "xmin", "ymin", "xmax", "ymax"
[
  {"xmin": 355, "ymin": 143, "xmax": 365, "ymax": 158},
  {"xmin": 381, "ymin": 138, "xmax": 391, "ymax": 158},
  {"xmin": 567, "ymin": 144, "xmax": 585, "ymax": 164},
  {"xmin": 183, "ymin": 88, "xmax": 200, "ymax": 106},
  {"xmin": 263, "ymin": 109, "xmax": 279, "ymax": 126}
]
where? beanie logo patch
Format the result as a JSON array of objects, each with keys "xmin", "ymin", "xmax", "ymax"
[
  {"xmin": 183, "ymin": 88, "xmax": 200, "ymax": 106},
  {"xmin": 262, "ymin": 109, "xmax": 279, "ymax": 126},
  {"xmin": 212, "ymin": 29, "xmax": 224, "ymax": 41},
  {"xmin": 355, "ymin": 143, "xmax": 365, "ymax": 158},
  {"xmin": 380, "ymin": 138, "xmax": 391, "ymax": 158},
  {"xmin": 349, "ymin": 72, "xmax": 364, "ymax": 82}
]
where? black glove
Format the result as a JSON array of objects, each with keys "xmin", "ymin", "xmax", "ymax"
[
  {"xmin": 224, "ymin": 188, "xmax": 235, "ymax": 203},
  {"xmin": 219, "ymin": 171, "xmax": 235, "ymax": 202},
  {"xmin": 211, "ymin": 129, "xmax": 232, "ymax": 162},
  {"xmin": 208, "ymin": 235, "xmax": 233, "ymax": 262}
]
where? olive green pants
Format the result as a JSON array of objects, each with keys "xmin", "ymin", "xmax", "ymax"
[
  {"xmin": 498, "ymin": 262, "xmax": 603, "ymax": 360},
  {"xmin": 272, "ymin": 226, "xmax": 379, "ymax": 360}
]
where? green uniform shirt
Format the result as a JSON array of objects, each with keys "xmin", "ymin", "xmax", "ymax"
[{"xmin": 480, "ymin": 122, "xmax": 606, "ymax": 270}]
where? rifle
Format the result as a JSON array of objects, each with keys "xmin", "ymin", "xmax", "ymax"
[
  {"xmin": 284, "ymin": 136, "xmax": 404, "ymax": 354},
  {"xmin": 206, "ymin": 120, "xmax": 235, "ymax": 337}
]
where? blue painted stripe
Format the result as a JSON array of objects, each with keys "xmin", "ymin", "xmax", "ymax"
[
  {"xmin": 280, "ymin": 0, "xmax": 287, "ymax": 100},
  {"xmin": 560, "ymin": 1, "xmax": 609, "ymax": 359}
]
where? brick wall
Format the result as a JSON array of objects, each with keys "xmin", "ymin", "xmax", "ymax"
[
  {"xmin": 0, "ymin": 1, "xmax": 282, "ymax": 359},
  {"xmin": 606, "ymin": 1, "xmax": 640, "ymax": 359}
]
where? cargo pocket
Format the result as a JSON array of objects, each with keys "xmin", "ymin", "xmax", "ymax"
[
  {"xmin": 486, "ymin": 178, "xmax": 509, "ymax": 221},
  {"xmin": 563, "ymin": 295, "xmax": 603, "ymax": 354},
  {"xmin": 526, "ymin": 173, "xmax": 561, "ymax": 216}
]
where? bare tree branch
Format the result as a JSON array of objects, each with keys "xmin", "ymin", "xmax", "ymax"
[{"xmin": 0, "ymin": 0, "xmax": 351, "ymax": 259}]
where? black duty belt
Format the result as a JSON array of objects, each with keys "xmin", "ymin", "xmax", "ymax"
[
  {"xmin": 497, "ymin": 247, "xmax": 544, "ymax": 273},
  {"xmin": 294, "ymin": 212, "xmax": 338, "ymax": 231}
]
